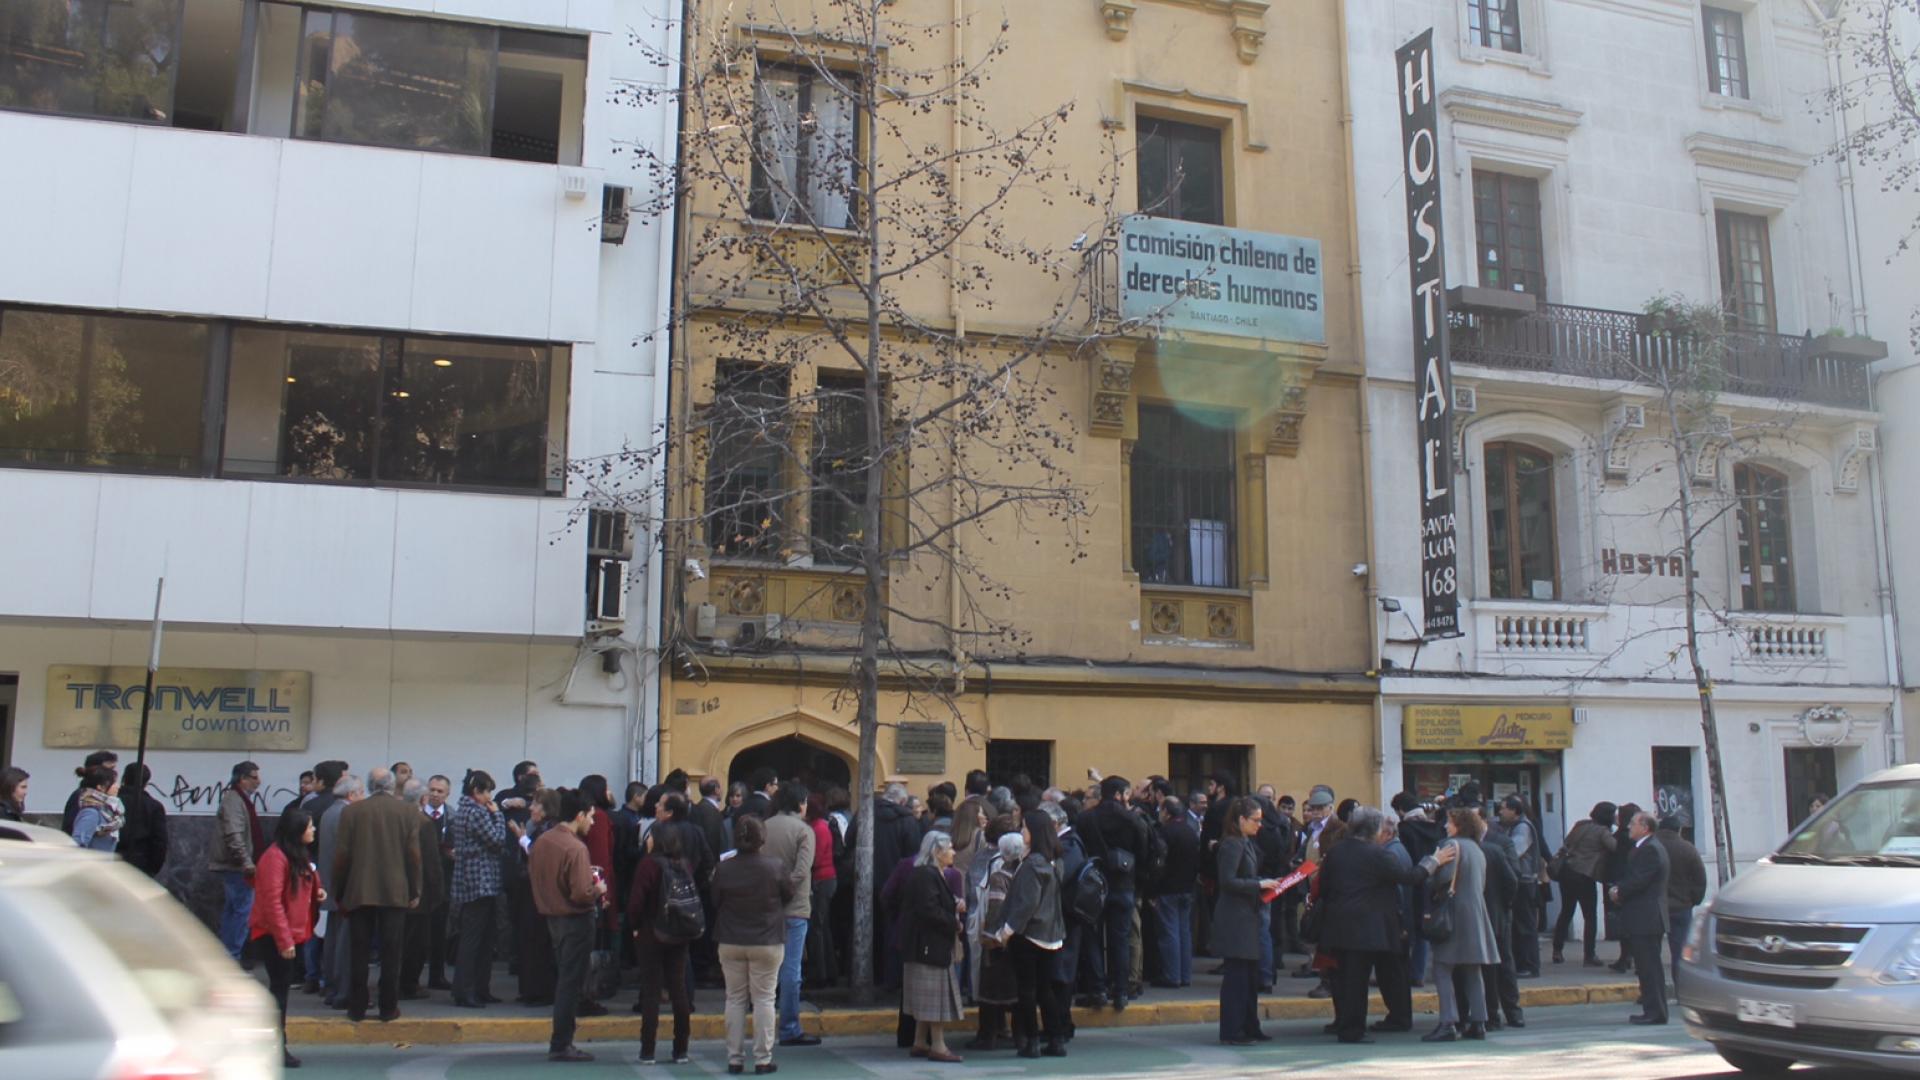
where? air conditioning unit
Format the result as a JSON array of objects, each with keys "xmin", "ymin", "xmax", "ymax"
[
  {"xmin": 1452, "ymin": 385, "xmax": 1478, "ymax": 414},
  {"xmin": 587, "ymin": 557, "xmax": 629, "ymax": 622},
  {"xmin": 587, "ymin": 508, "xmax": 634, "ymax": 558},
  {"xmin": 601, "ymin": 184, "xmax": 632, "ymax": 245},
  {"xmin": 1618, "ymin": 404, "xmax": 1646, "ymax": 430}
]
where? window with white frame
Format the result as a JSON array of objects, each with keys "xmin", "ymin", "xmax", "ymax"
[
  {"xmin": 1467, "ymin": 0, "xmax": 1522, "ymax": 53},
  {"xmin": 751, "ymin": 63, "xmax": 860, "ymax": 231}
]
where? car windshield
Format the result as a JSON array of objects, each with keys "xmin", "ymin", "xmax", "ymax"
[{"xmin": 1778, "ymin": 779, "xmax": 1920, "ymax": 864}]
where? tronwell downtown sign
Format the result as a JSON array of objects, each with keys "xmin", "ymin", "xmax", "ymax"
[
  {"xmin": 1118, "ymin": 216, "xmax": 1325, "ymax": 344},
  {"xmin": 44, "ymin": 666, "xmax": 312, "ymax": 752}
]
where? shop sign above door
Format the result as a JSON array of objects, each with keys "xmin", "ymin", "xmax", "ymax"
[
  {"xmin": 1403, "ymin": 704, "xmax": 1573, "ymax": 751},
  {"xmin": 44, "ymin": 666, "xmax": 312, "ymax": 752}
]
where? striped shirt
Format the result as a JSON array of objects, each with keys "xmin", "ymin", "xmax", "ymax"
[{"xmin": 450, "ymin": 795, "xmax": 507, "ymax": 909}]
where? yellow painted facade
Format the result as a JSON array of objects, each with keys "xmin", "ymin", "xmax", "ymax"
[{"xmin": 662, "ymin": 0, "xmax": 1377, "ymax": 795}]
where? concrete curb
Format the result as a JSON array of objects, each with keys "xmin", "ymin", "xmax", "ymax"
[{"xmin": 285, "ymin": 982, "xmax": 1641, "ymax": 1046}]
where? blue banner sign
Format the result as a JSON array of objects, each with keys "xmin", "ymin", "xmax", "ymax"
[{"xmin": 1118, "ymin": 216, "xmax": 1325, "ymax": 344}]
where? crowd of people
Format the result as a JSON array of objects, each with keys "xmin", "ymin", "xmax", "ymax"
[{"xmin": 9, "ymin": 751, "xmax": 1717, "ymax": 1070}]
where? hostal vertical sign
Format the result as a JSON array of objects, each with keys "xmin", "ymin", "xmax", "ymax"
[{"xmin": 1397, "ymin": 30, "xmax": 1461, "ymax": 639}]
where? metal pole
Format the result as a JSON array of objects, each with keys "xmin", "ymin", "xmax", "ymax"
[{"xmin": 132, "ymin": 577, "xmax": 165, "ymax": 790}]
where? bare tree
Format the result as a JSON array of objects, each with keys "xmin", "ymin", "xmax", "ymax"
[{"xmin": 581, "ymin": 1, "xmax": 1137, "ymax": 998}]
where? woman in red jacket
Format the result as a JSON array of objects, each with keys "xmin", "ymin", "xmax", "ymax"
[{"xmin": 249, "ymin": 806, "xmax": 323, "ymax": 1069}]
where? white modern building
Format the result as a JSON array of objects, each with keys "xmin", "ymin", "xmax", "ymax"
[
  {"xmin": 1345, "ymin": 0, "xmax": 1910, "ymax": 880},
  {"xmin": 0, "ymin": 0, "xmax": 681, "ymax": 852}
]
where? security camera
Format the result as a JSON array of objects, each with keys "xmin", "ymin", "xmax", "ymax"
[
  {"xmin": 685, "ymin": 558, "xmax": 707, "ymax": 581},
  {"xmin": 1351, "ymin": 562, "xmax": 1369, "ymax": 577}
]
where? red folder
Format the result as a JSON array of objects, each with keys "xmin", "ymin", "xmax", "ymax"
[{"xmin": 1262, "ymin": 860, "xmax": 1319, "ymax": 903}]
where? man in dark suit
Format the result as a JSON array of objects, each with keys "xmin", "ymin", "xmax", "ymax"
[
  {"xmin": 740, "ymin": 767, "xmax": 778, "ymax": 821},
  {"xmin": 1476, "ymin": 804, "xmax": 1524, "ymax": 1028},
  {"xmin": 1318, "ymin": 807, "xmax": 1450, "ymax": 1043},
  {"xmin": 690, "ymin": 778, "xmax": 728, "ymax": 857},
  {"xmin": 399, "ymin": 777, "xmax": 448, "ymax": 998},
  {"xmin": 1610, "ymin": 811, "xmax": 1672, "ymax": 1025},
  {"xmin": 332, "ymin": 767, "xmax": 424, "ymax": 1023}
]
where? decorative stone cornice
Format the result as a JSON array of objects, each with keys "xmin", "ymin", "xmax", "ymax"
[
  {"xmin": 1684, "ymin": 133, "xmax": 1812, "ymax": 181},
  {"xmin": 1097, "ymin": 0, "xmax": 1269, "ymax": 63},
  {"xmin": 1440, "ymin": 87, "xmax": 1583, "ymax": 140},
  {"xmin": 1835, "ymin": 424, "xmax": 1876, "ymax": 494},
  {"xmin": 1100, "ymin": 0, "xmax": 1136, "ymax": 40}
]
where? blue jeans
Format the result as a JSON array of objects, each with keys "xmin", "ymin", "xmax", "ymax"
[
  {"xmin": 1411, "ymin": 932, "xmax": 1431, "ymax": 985},
  {"xmin": 1257, "ymin": 900, "xmax": 1275, "ymax": 987},
  {"xmin": 777, "ymin": 916, "xmax": 808, "ymax": 1041},
  {"xmin": 219, "ymin": 870, "xmax": 254, "ymax": 961},
  {"xmin": 1155, "ymin": 893, "xmax": 1194, "ymax": 986},
  {"xmin": 303, "ymin": 936, "xmax": 322, "ymax": 985},
  {"xmin": 1101, "ymin": 890, "xmax": 1134, "ymax": 1001},
  {"xmin": 1668, "ymin": 907, "xmax": 1692, "ymax": 985}
]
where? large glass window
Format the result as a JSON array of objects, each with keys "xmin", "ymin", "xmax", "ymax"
[
  {"xmin": 294, "ymin": 8, "xmax": 494, "ymax": 155},
  {"xmin": 751, "ymin": 64, "xmax": 859, "ymax": 230},
  {"xmin": 1734, "ymin": 462, "xmax": 1794, "ymax": 612},
  {"xmin": 1716, "ymin": 209, "xmax": 1777, "ymax": 334},
  {"xmin": 706, "ymin": 362, "xmax": 792, "ymax": 559},
  {"xmin": 809, "ymin": 372, "xmax": 870, "ymax": 564},
  {"xmin": 1136, "ymin": 117, "xmax": 1225, "ymax": 225},
  {"xmin": 1131, "ymin": 403, "xmax": 1236, "ymax": 588},
  {"xmin": 0, "ymin": 308, "xmax": 207, "ymax": 473},
  {"xmin": 1473, "ymin": 171, "xmax": 1547, "ymax": 297},
  {"xmin": 1703, "ymin": 7, "xmax": 1749, "ymax": 99},
  {"xmin": 1484, "ymin": 441, "xmax": 1557, "ymax": 600},
  {"xmin": 0, "ymin": 0, "xmax": 183, "ymax": 123},
  {"xmin": 1467, "ymin": 0, "xmax": 1522, "ymax": 53},
  {"xmin": 222, "ymin": 328, "xmax": 562, "ymax": 491}
]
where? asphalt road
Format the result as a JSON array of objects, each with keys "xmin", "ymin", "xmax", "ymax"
[{"xmin": 286, "ymin": 1002, "xmax": 1875, "ymax": 1078}]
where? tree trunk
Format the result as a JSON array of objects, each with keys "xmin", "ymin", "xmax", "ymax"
[{"xmin": 1671, "ymin": 425, "xmax": 1737, "ymax": 885}]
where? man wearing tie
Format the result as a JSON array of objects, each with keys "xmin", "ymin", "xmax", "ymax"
[
  {"xmin": 402, "ymin": 774, "xmax": 457, "ymax": 994},
  {"xmin": 1609, "ymin": 811, "xmax": 1671, "ymax": 1025}
]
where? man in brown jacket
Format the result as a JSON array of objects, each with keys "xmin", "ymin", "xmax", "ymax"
[
  {"xmin": 531, "ymin": 788, "xmax": 605, "ymax": 1063},
  {"xmin": 333, "ymin": 767, "xmax": 423, "ymax": 1023}
]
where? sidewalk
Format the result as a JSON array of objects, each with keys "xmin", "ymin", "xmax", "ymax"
[{"xmin": 281, "ymin": 948, "xmax": 1640, "ymax": 1046}]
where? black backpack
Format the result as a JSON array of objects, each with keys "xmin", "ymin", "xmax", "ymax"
[
  {"xmin": 654, "ymin": 858, "xmax": 707, "ymax": 944},
  {"xmin": 1067, "ymin": 856, "xmax": 1109, "ymax": 924}
]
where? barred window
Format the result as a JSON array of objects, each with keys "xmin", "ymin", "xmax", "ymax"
[
  {"xmin": 809, "ymin": 372, "xmax": 870, "ymax": 564},
  {"xmin": 1131, "ymin": 404, "xmax": 1236, "ymax": 588},
  {"xmin": 706, "ymin": 362, "xmax": 791, "ymax": 558},
  {"xmin": 1473, "ymin": 171, "xmax": 1547, "ymax": 297},
  {"xmin": 1735, "ymin": 463, "xmax": 1794, "ymax": 612},
  {"xmin": 1703, "ymin": 7, "xmax": 1749, "ymax": 99},
  {"xmin": 1467, "ymin": 0, "xmax": 1522, "ymax": 53}
]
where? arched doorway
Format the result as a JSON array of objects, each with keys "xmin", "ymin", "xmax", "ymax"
[{"xmin": 728, "ymin": 735, "xmax": 853, "ymax": 791}]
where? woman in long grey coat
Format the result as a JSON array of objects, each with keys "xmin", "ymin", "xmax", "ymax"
[
  {"xmin": 1424, "ymin": 807, "xmax": 1502, "ymax": 1042},
  {"xmin": 1212, "ymin": 797, "xmax": 1281, "ymax": 1045}
]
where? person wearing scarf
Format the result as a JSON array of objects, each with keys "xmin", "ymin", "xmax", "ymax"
[{"xmin": 71, "ymin": 764, "xmax": 125, "ymax": 852}]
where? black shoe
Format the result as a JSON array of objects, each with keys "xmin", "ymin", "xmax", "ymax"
[
  {"xmin": 548, "ymin": 1045, "xmax": 595, "ymax": 1062},
  {"xmin": 1110, "ymin": 995, "xmax": 1127, "ymax": 1012},
  {"xmin": 1250, "ymin": 1030, "xmax": 1272, "ymax": 1042},
  {"xmin": 1421, "ymin": 1024, "xmax": 1459, "ymax": 1043},
  {"xmin": 755, "ymin": 1065, "xmax": 778, "ymax": 1075},
  {"xmin": 1628, "ymin": 1014, "xmax": 1668, "ymax": 1026},
  {"xmin": 1221, "ymin": 1038, "xmax": 1257, "ymax": 1047},
  {"xmin": 1485, "ymin": 1018, "xmax": 1502, "ymax": 1031},
  {"xmin": 1338, "ymin": 1035, "xmax": 1376, "ymax": 1045},
  {"xmin": 346, "ymin": 1011, "xmax": 366, "ymax": 1023},
  {"xmin": 727, "ymin": 1066, "xmax": 745, "ymax": 1076},
  {"xmin": 576, "ymin": 1000, "xmax": 609, "ymax": 1017},
  {"xmin": 377, "ymin": 1009, "xmax": 400, "ymax": 1023},
  {"xmin": 1583, "ymin": 957, "xmax": 1603, "ymax": 967},
  {"xmin": 299, "ymin": 980, "xmax": 321, "ymax": 995},
  {"xmin": 283, "ymin": 1049, "xmax": 302, "ymax": 1069},
  {"xmin": 1608, "ymin": 960, "xmax": 1633, "ymax": 973},
  {"xmin": 1507, "ymin": 1013, "xmax": 1525, "ymax": 1028},
  {"xmin": 1016, "ymin": 1039, "xmax": 1039, "ymax": 1059},
  {"xmin": 451, "ymin": 997, "xmax": 484, "ymax": 1009},
  {"xmin": 1041, "ymin": 1041, "xmax": 1067, "ymax": 1058},
  {"xmin": 779, "ymin": 1035, "xmax": 821, "ymax": 1047},
  {"xmin": 1370, "ymin": 1020, "xmax": 1412, "ymax": 1033},
  {"xmin": 1322, "ymin": 1022, "xmax": 1340, "ymax": 1034},
  {"xmin": 428, "ymin": 979, "xmax": 453, "ymax": 990},
  {"xmin": 1463, "ymin": 1022, "xmax": 1487, "ymax": 1040},
  {"xmin": 479, "ymin": 993, "xmax": 502, "ymax": 1004}
]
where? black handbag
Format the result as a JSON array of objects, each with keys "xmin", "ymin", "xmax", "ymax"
[
  {"xmin": 1419, "ymin": 866, "xmax": 1459, "ymax": 944},
  {"xmin": 1299, "ymin": 898, "xmax": 1325, "ymax": 944}
]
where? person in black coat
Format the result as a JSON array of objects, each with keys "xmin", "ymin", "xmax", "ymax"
[
  {"xmin": 1317, "ymin": 807, "xmax": 1453, "ymax": 1043},
  {"xmin": 739, "ymin": 768, "xmax": 778, "ymax": 822},
  {"xmin": 1212, "ymin": 797, "xmax": 1283, "ymax": 1045},
  {"xmin": 1084, "ymin": 777, "xmax": 1149, "ymax": 1009},
  {"xmin": 1609, "ymin": 811, "xmax": 1672, "ymax": 1025},
  {"xmin": 116, "ymin": 763, "xmax": 170, "ymax": 878},
  {"xmin": 1605, "ymin": 802, "xmax": 1643, "ymax": 972},
  {"xmin": 1151, "ymin": 798, "xmax": 1201, "ymax": 989},
  {"xmin": 1475, "ymin": 806, "xmax": 1524, "ymax": 1028}
]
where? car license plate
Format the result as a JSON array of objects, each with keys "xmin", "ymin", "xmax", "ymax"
[{"xmin": 1737, "ymin": 999, "xmax": 1796, "ymax": 1028}]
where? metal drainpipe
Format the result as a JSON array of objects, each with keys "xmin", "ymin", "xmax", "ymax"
[{"xmin": 1335, "ymin": 0, "xmax": 1385, "ymax": 791}]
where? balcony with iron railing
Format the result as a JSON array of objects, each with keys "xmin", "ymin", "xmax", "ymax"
[{"xmin": 1444, "ymin": 295, "xmax": 1878, "ymax": 410}]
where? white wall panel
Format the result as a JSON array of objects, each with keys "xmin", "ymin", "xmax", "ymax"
[
  {"xmin": 241, "ymin": 483, "xmax": 400, "ymax": 629},
  {"xmin": 410, "ymin": 156, "xmax": 558, "ymax": 339},
  {"xmin": 86, "ymin": 477, "xmax": 251, "ymax": 624},
  {"xmin": 0, "ymin": 471, "xmax": 100, "ymax": 618},
  {"xmin": 118, "ymin": 131, "xmax": 280, "ymax": 317},
  {"xmin": 388, "ymin": 492, "xmax": 538, "ymax": 633},
  {"xmin": 267, "ymin": 143, "xmax": 424, "ymax": 330},
  {"xmin": 0, "ymin": 115, "xmax": 134, "ymax": 309}
]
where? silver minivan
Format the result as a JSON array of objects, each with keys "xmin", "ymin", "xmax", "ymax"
[{"xmin": 1678, "ymin": 762, "xmax": 1920, "ymax": 1074}]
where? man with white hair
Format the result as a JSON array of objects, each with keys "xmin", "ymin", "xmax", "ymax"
[
  {"xmin": 317, "ymin": 772, "xmax": 363, "ymax": 1009},
  {"xmin": 333, "ymin": 766, "xmax": 424, "ymax": 1022}
]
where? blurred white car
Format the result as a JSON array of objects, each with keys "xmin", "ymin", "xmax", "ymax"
[
  {"xmin": 0, "ymin": 819, "xmax": 79, "ymax": 846},
  {"xmin": 0, "ymin": 843, "xmax": 282, "ymax": 1080}
]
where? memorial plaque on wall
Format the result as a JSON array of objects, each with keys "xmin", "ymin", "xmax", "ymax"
[{"xmin": 894, "ymin": 722, "xmax": 947, "ymax": 775}]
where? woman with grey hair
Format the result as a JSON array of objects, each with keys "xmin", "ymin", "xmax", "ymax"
[
  {"xmin": 971, "ymin": 825, "xmax": 1025, "ymax": 1049},
  {"xmin": 1424, "ymin": 807, "xmax": 1501, "ymax": 1042},
  {"xmin": 900, "ymin": 830, "xmax": 965, "ymax": 1062}
]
